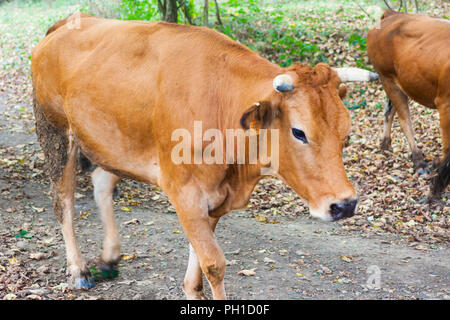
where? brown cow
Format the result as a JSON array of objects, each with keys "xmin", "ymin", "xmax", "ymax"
[
  {"xmin": 31, "ymin": 13, "xmax": 376, "ymax": 299},
  {"xmin": 367, "ymin": 10, "xmax": 450, "ymax": 197}
]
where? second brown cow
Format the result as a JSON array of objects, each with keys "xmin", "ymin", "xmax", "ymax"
[{"xmin": 367, "ymin": 10, "xmax": 450, "ymax": 197}]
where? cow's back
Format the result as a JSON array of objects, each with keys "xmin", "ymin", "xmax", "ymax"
[
  {"xmin": 32, "ymin": 16, "xmax": 275, "ymax": 124},
  {"xmin": 31, "ymin": 15, "xmax": 278, "ymax": 183}
]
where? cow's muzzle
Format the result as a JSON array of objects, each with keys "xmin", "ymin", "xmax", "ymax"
[{"xmin": 329, "ymin": 199, "xmax": 357, "ymax": 221}]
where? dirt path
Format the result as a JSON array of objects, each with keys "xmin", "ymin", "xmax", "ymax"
[
  {"xmin": 0, "ymin": 90, "xmax": 449, "ymax": 300},
  {"xmin": 1, "ymin": 178, "xmax": 449, "ymax": 300}
]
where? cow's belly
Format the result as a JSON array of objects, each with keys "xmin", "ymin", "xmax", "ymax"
[
  {"xmin": 79, "ymin": 135, "xmax": 161, "ymax": 184},
  {"xmin": 395, "ymin": 77, "xmax": 437, "ymax": 108},
  {"xmin": 67, "ymin": 110, "xmax": 160, "ymax": 184},
  {"xmin": 394, "ymin": 58, "xmax": 439, "ymax": 108}
]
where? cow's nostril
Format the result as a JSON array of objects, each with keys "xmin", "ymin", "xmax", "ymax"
[{"xmin": 330, "ymin": 199, "xmax": 357, "ymax": 220}]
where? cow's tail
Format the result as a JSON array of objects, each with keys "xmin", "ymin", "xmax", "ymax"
[{"xmin": 431, "ymin": 149, "xmax": 450, "ymax": 197}]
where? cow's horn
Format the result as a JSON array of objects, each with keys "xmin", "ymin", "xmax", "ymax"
[
  {"xmin": 333, "ymin": 67, "xmax": 379, "ymax": 82},
  {"xmin": 273, "ymin": 74, "xmax": 294, "ymax": 92}
]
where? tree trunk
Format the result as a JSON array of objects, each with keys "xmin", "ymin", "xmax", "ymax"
[
  {"xmin": 214, "ymin": 0, "xmax": 223, "ymax": 25},
  {"xmin": 165, "ymin": 0, "xmax": 178, "ymax": 23},
  {"xmin": 157, "ymin": 0, "xmax": 167, "ymax": 20},
  {"xmin": 203, "ymin": 0, "xmax": 209, "ymax": 26}
]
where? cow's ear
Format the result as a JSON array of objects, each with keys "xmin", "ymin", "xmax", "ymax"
[
  {"xmin": 240, "ymin": 101, "xmax": 276, "ymax": 130},
  {"xmin": 338, "ymin": 85, "xmax": 347, "ymax": 99}
]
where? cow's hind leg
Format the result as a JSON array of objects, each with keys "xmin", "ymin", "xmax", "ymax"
[
  {"xmin": 33, "ymin": 102, "xmax": 94, "ymax": 289},
  {"xmin": 183, "ymin": 217, "xmax": 220, "ymax": 300},
  {"xmin": 92, "ymin": 167, "xmax": 121, "ymax": 278},
  {"xmin": 381, "ymin": 78, "xmax": 428, "ymax": 173},
  {"xmin": 380, "ymin": 98, "xmax": 395, "ymax": 152}
]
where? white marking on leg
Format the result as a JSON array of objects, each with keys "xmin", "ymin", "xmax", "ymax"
[
  {"xmin": 92, "ymin": 167, "xmax": 121, "ymax": 264},
  {"xmin": 183, "ymin": 244, "xmax": 206, "ymax": 300}
]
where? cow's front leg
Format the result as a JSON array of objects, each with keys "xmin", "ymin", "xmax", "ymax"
[
  {"xmin": 183, "ymin": 217, "xmax": 220, "ymax": 300},
  {"xmin": 92, "ymin": 167, "xmax": 121, "ymax": 277},
  {"xmin": 172, "ymin": 192, "xmax": 226, "ymax": 300}
]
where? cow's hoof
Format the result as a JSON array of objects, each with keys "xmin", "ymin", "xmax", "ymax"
[
  {"xmin": 184, "ymin": 291, "xmax": 208, "ymax": 300},
  {"xmin": 73, "ymin": 274, "xmax": 96, "ymax": 290},
  {"xmin": 417, "ymin": 166, "xmax": 431, "ymax": 175},
  {"xmin": 90, "ymin": 259, "xmax": 120, "ymax": 281},
  {"xmin": 412, "ymin": 151, "xmax": 428, "ymax": 174},
  {"xmin": 183, "ymin": 284, "xmax": 208, "ymax": 300},
  {"xmin": 432, "ymin": 157, "xmax": 441, "ymax": 169},
  {"xmin": 99, "ymin": 260, "xmax": 120, "ymax": 280},
  {"xmin": 425, "ymin": 191, "xmax": 440, "ymax": 203},
  {"xmin": 380, "ymin": 138, "xmax": 392, "ymax": 153}
]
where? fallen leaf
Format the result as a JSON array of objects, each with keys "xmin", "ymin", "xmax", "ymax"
[
  {"xmin": 123, "ymin": 219, "xmax": 140, "ymax": 225},
  {"xmin": 255, "ymin": 214, "xmax": 267, "ymax": 223},
  {"xmin": 3, "ymin": 293, "xmax": 17, "ymax": 300},
  {"xmin": 31, "ymin": 206, "xmax": 44, "ymax": 213},
  {"xmin": 52, "ymin": 283, "xmax": 69, "ymax": 291},
  {"xmin": 79, "ymin": 210, "xmax": 90, "ymax": 219},
  {"xmin": 30, "ymin": 252, "xmax": 46, "ymax": 260},
  {"xmin": 340, "ymin": 255, "xmax": 354, "ymax": 263},
  {"xmin": 225, "ymin": 249, "xmax": 240, "ymax": 255},
  {"xmin": 226, "ymin": 259, "xmax": 239, "ymax": 266},
  {"xmin": 322, "ymin": 266, "xmax": 332, "ymax": 274},
  {"xmin": 123, "ymin": 253, "xmax": 137, "ymax": 261},
  {"xmin": 15, "ymin": 230, "xmax": 32, "ymax": 239},
  {"xmin": 238, "ymin": 268, "xmax": 256, "ymax": 276},
  {"xmin": 263, "ymin": 257, "xmax": 276, "ymax": 264}
]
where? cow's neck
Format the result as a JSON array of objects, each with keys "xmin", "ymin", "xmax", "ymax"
[{"xmin": 208, "ymin": 162, "xmax": 266, "ymax": 218}]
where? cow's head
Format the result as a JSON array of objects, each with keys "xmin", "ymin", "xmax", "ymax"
[{"xmin": 240, "ymin": 63, "xmax": 377, "ymax": 221}]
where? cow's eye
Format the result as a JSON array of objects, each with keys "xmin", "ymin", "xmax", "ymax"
[{"xmin": 292, "ymin": 128, "xmax": 308, "ymax": 144}]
